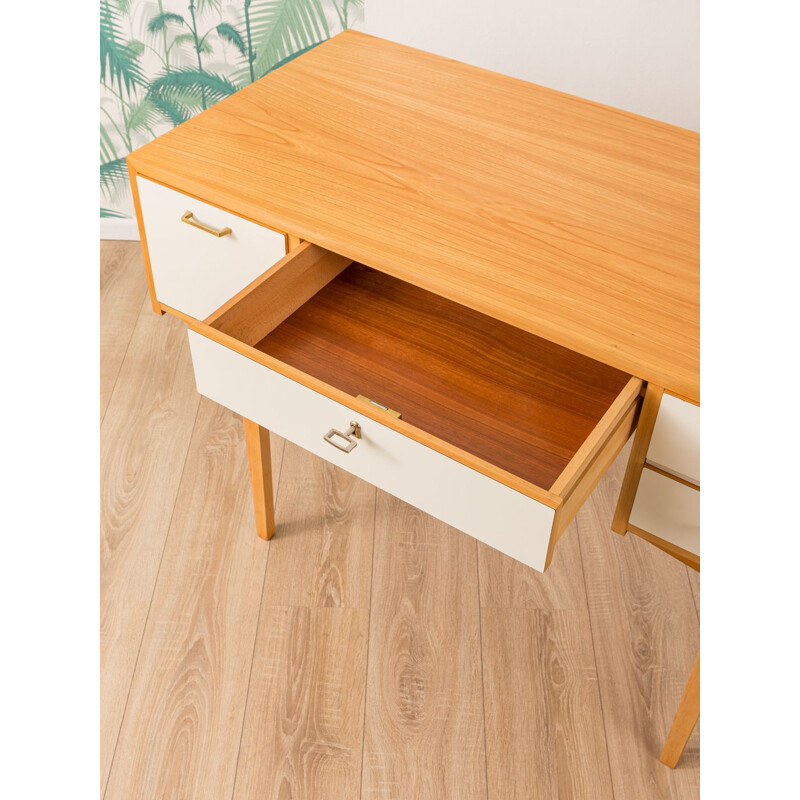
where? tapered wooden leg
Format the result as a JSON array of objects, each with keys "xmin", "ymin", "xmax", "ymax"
[
  {"xmin": 660, "ymin": 651, "xmax": 700, "ymax": 768},
  {"xmin": 243, "ymin": 418, "xmax": 275, "ymax": 540},
  {"xmin": 611, "ymin": 383, "xmax": 664, "ymax": 535}
]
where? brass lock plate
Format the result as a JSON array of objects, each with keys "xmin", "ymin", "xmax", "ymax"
[{"xmin": 357, "ymin": 394, "xmax": 402, "ymax": 419}]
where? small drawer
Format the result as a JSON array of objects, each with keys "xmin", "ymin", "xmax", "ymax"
[
  {"xmin": 647, "ymin": 393, "xmax": 700, "ymax": 485},
  {"xmin": 188, "ymin": 243, "xmax": 643, "ymax": 572},
  {"xmin": 135, "ymin": 177, "xmax": 288, "ymax": 320},
  {"xmin": 629, "ymin": 468, "xmax": 699, "ymax": 562}
]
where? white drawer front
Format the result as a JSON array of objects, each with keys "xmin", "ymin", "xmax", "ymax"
[
  {"xmin": 137, "ymin": 178, "xmax": 287, "ymax": 320},
  {"xmin": 647, "ymin": 393, "xmax": 699, "ymax": 484},
  {"xmin": 188, "ymin": 331, "xmax": 556, "ymax": 571},
  {"xmin": 629, "ymin": 469, "xmax": 699, "ymax": 556}
]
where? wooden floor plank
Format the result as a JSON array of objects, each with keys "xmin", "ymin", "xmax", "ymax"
[
  {"xmin": 577, "ymin": 458, "xmax": 700, "ymax": 799},
  {"xmin": 362, "ymin": 494, "xmax": 487, "ymax": 800},
  {"xmin": 100, "ymin": 298, "xmax": 200, "ymax": 793},
  {"xmin": 261, "ymin": 442, "xmax": 376, "ymax": 609},
  {"xmin": 687, "ymin": 568, "xmax": 700, "ymax": 619},
  {"xmin": 233, "ymin": 444, "xmax": 376, "ymax": 800},
  {"xmin": 234, "ymin": 605, "xmax": 370, "ymax": 800},
  {"xmin": 105, "ymin": 402, "xmax": 284, "ymax": 800},
  {"xmin": 478, "ymin": 522, "xmax": 613, "ymax": 799},
  {"xmin": 100, "ymin": 241, "xmax": 149, "ymax": 420}
]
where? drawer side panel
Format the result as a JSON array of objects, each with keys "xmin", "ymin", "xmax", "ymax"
[{"xmin": 188, "ymin": 331, "xmax": 556, "ymax": 571}]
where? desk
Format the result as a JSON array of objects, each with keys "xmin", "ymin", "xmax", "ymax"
[{"xmin": 128, "ymin": 29, "xmax": 700, "ymax": 764}]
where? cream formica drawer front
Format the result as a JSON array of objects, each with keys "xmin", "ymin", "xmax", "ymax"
[
  {"xmin": 629, "ymin": 468, "xmax": 699, "ymax": 556},
  {"xmin": 137, "ymin": 177, "xmax": 287, "ymax": 320},
  {"xmin": 647, "ymin": 393, "xmax": 700, "ymax": 485},
  {"xmin": 188, "ymin": 331, "xmax": 557, "ymax": 571}
]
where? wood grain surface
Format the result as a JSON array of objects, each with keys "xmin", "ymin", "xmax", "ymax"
[
  {"xmin": 234, "ymin": 606, "xmax": 370, "ymax": 800},
  {"xmin": 362, "ymin": 493, "xmax": 487, "ymax": 800},
  {"xmin": 478, "ymin": 522, "xmax": 613, "ymax": 799},
  {"xmin": 100, "ymin": 285, "xmax": 200, "ymax": 794},
  {"xmin": 611, "ymin": 383, "xmax": 665, "ymax": 535},
  {"xmin": 549, "ymin": 398, "xmax": 639, "ymax": 555},
  {"xmin": 104, "ymin": 401, "xmax": 284, "ymax": 800},
  {"xmin": 233, "ymin": 442, "xmax": 375, "ymax": 799},
  {"xmin": 102, "ymin": 242, "xmax": 699, "ymax": 800},
  {"xmin": 258, "ymin": 441, "xmax": 376, "ymax": 609},
  {"xmin": 687, "ymin": 568, "xmax": 700, "ymax": 617},
  {"xmin": 660, "ymin": 652, "xmax": 700, "ymax": 768},
  {"xmin": 100, "ymin": 241, "xmax": 149, "ymax": 419},
  {"xmin": 128, "ymin": 30, "xmax": 699, "ymax": 401},
  {"xmin": 243, "ymin": 418, "xmax": 276, "ymax": 539},
  {"xmin": 256, "ymin": 263, "xmax": 631, "ymax": 490},
  {"xmin": 207, "ymin": 241, "xmax": 352, "ymax": 343},
  {"xmin": 628, "ymin": 523, "xmax": 700, "ymax": 571}
]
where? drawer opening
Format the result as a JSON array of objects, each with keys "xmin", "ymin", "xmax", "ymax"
[{"xmin": 194, "ymin": 241, "xmax": 642, "ymax": 563}]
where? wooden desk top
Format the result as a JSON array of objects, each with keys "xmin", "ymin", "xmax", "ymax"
[{"xmin": 129, "ymin": 30, "xmax": 699, "ymax": 402}]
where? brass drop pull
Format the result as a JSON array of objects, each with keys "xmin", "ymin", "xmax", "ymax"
[
  {"xmin": 181, "ymin": 210, "xmax": 232, "ymax": 238},
  {"xmin": 323, "ymin": 421, "xmax": 361, "ymax": 453}
]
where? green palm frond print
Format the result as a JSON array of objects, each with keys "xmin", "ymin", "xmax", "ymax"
[
  {"xmin": 100, "ymin": 0, "xmax": 145, "ymax": 95},
  {"xmin": 242, "ymin": 0, "xmax": 329, "ymax": 84},
  {"xmin": 99, "ymin": 0, "xmax": 361, "ymax": 220}
]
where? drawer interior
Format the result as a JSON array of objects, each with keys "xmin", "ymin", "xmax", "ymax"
[
  {"xmin": 258, "ymin": 264, "xmax": 630, "ymax": 489},
  {"xmin": 201, "ymin": 243, "xmax": 640, "ymax": 496}
]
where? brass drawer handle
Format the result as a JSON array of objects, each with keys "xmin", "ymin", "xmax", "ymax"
[
  {"xmin": 181, "ymin": 210, "xmax": 232, "ymax": 238},
  {"xmin": 323, "ymin": 421, "xmax": 361, "ymax": 453}
]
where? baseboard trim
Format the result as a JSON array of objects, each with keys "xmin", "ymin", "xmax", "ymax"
[{"xmin": 101, "ymin": 218, "xmax": 140, "ymax": 241}]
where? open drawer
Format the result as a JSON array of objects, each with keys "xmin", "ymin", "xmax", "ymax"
[{"xmin": 187, "ymin": 243, "xmax": 642, "ymax": 571}]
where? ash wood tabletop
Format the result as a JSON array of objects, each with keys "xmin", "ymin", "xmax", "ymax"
[{"xmin": 128, "ymin": 30, "xmax": 700, "ymax": 402}]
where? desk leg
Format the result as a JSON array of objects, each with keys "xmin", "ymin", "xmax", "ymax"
[
  {"xmin": 660, "ymin": 651, "xmax": 700, "ymax": 768},
  {"xmin": 611, "ymin": 383, "xmax": 664, "ymax": 535},
  {"xmin": 243, "ymin": 418, "xmax": 275, "ymax": 540}
]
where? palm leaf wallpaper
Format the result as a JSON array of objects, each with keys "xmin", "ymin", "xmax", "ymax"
[{"xmin": 100, "ymin": 0, "xmax": 364, "ymax": 220}]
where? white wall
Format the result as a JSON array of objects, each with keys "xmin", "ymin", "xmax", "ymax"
[{"xmin": 365, "ymin": 0, "xmax": 699, "ymax": 131}]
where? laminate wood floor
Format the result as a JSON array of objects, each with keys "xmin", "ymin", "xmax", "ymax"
[{"xmin": 101, "ymin": 241, "xmax": 699, "ymax": 800}]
